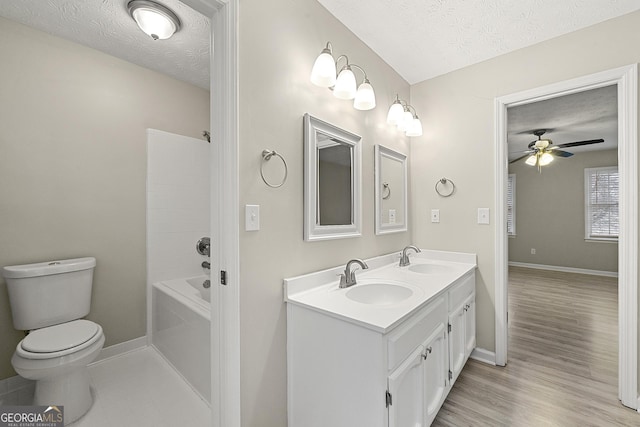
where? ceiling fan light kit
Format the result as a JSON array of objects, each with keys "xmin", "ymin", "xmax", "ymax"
[{"xmin": 510, "ymin": 129, "xmax": 604, "ymax": 173}]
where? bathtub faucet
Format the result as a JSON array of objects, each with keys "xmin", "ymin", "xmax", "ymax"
[{"xmin": 196, "ymin": 237, "xmax": 210, "ymax": 257}]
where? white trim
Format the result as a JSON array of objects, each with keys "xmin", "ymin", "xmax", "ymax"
[
  {"xmin": 508, "ymin": 261, "xmax": 618, "ymax": 278},
  {"xmin": 495, "ymin": 64, "xmax": 638, "ymax": 409},
  {"xmin": 209, "ymin": 2, "xmax": 241, "ymax": 427},
  {"xmin": 470, "ymin": 347, "xmax": 496, "ymax": 366},
  {"xmin": 92, "ymin": 337, "xmax": 147, "ymax": 364}
]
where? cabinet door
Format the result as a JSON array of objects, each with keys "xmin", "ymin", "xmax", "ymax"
[
  {"xmin": 448, "ymin": 301, "xmax": 466, "ymax": 384},
  {"xmin": 464, "ymin": 294, "xmax": 476, "ymax": 359},
  {"xmin": 424, "ymin": 323, "xmax": 447, "ymax": 426},
  {"xmin": 388, "ymin": 345, "xmax": 425, "ymax": 427}
]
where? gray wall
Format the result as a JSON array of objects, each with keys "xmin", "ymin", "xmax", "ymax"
[
  {"xmin": 410, "ymin": 9, "xmax": 640, "ymax": 377},
  {"xmin": 238, "ymin": 0, "xmax": 411, "ymax": 425},
  {"xmin": 0, "ymin": 17, "xmax": 209, "ymax": 380},
  {"xmin": 508, "ymin": 149, "xmax": 618, "ymax": 272}
]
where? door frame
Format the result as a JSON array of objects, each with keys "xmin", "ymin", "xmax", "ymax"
[{"xmin": 493, "ymin": 64, "xmax": 638, "ymax": 408}]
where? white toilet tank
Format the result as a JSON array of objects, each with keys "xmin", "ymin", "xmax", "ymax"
[{"xmin": 2, "ymin": 257, "xmax": 96, "ymax": 331}]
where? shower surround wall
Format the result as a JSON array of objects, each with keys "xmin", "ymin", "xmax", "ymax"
[{"xmin": 146, "ymin": 128, "xmax": 210, "ymax": 312}]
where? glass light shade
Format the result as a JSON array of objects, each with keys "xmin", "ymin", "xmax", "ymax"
[
  {"xmin": 397, "ymin": 110, "xmax": 413, "ymax": 132},
  {"xmin": 539, "ymin": 152, "xmax": 554, "ymax": 166},
  {"xmin": 525, "ymin": 155, "xmax": 537, "ymax": 166},
  {"xmin": 387, "ymin": 102, "xmax": 405, "ymax": 125},
  {"xmin": 310, "ymin": 51, "xmax": 336, "ymax": 87},
  {"xmin": 333, "ymin": 67, "xmax": 357, "ymax": 100},
  {"xmin": 406, "ymin": 117, "xmax": 423, "ymax": 137},
  {"xmin": 129, "ymin": 1, "xmax": 181, "ymax": 40},
  {"xmin": 353, "ymin": 81, "xmax": 376, "ymax": 110}
]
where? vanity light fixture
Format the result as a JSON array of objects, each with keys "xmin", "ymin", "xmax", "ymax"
[
  {"xmin": 128, "ymin": 0, "xmax": 181, "ymax": 40},
  {"xmin": 387, "ymin": 95, "xmax": 423, "ymax": 137},
  {"xmin": 310, "ymin": 42, "xmax": 376, "ymax": 111}
]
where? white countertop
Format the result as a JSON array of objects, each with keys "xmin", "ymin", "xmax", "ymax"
[{"xmin": 284, "ymin": 250, "xmax": 477, "ymax": 334}]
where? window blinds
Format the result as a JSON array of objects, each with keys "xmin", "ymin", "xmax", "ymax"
[
  {"xmin": 585, "ymin": 167, "xmax": 619, "ymax": 239},
  {"xmin": 507, "ymin": 174, "xmax": 515, "ymax": 235}
]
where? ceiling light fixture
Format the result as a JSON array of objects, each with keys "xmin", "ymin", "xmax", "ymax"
[
  {"xmin": 128, "ymin": 0, "xmax": 181, "ymax": 40},
  {"xmin": 310, "ymin": 42, "xmax": 376, "ymax": 111},
  {"xmin": 387, "ymin": 95, "xmax": 423, "ymax": 137}
]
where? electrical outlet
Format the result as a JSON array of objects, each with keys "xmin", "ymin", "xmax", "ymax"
[
  {"xmin": 431, "ymin": 209, "xmax": 440, "ymax": 223},
  {"xmin": 477, "ymin": 208, "xmax": 490, "ymax": 225},
  {"xmin": 389, "ymin": 209, "xmax": 396, "ymax": 224},
  {"xmin": 531, "ymin": 248, "xmax": 536, "ymax": 255}
]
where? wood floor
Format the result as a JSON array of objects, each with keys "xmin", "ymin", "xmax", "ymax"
[{"xmin": 432, "ymin": 267, "xmax": 639, "ymax": 426}]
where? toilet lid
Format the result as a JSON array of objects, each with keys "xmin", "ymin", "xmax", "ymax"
[{"xmin": 21, "ymin": 320, "xmax": 99, "ymax": 353}]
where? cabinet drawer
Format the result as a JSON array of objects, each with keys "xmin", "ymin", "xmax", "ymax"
[
  {"xmin": 448, "ymin": 271, "xmax": 475, "ymax": 310},
  {"xmin": 386, "ymin": 296, "xmax": 447, "ymax": 371}
]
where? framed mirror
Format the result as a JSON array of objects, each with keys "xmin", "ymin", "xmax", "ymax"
[
  {"xmin": 304, "ymin": 113, "xmax": 362, "ymax": 241},
  {"xmin": 375, "ymin": 145, "xmax": 407, "ymax": 234}
]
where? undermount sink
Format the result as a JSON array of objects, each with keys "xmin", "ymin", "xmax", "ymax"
[
  {"xmin": 407, "ymin": 263, "xmax": 451, "ymax": 275},
  {"xmin": 346, "ymin": 283, "xmax": 413, "ymax": 305}
]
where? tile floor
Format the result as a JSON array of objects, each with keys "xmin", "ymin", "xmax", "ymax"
[{"xmin": 0, "ymin": 347, "xmax": 211, "ymax": 426}]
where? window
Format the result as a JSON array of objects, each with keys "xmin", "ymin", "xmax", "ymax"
[
  {"xmin": 507, "ymin": 174, "xmax": 516, "ymax": 236},
  {"xmin": 585, "ymin": 166, "xmax": 619, "ymax": 240}
]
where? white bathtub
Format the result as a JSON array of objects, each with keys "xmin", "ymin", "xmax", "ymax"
[{"xmin": 152, "ymin": 276, "xmax": 211, "ymax": 404}]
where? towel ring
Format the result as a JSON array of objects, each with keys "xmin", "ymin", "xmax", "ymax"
[
  {"xmin": 435, "ymin": 177, "xmax": 455, "ymax": 197},
  {"xmin": 261, "ymin": 149, "xmax": 288, "ymax": 188},
  {"xmin": 382, "ymin": 183, "xmax": 391, "ymax": 200}
]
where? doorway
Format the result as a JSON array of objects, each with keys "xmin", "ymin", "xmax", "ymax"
[{"xmin": 494, "ymin": 65, "xmax": 638, "ymax": 409}]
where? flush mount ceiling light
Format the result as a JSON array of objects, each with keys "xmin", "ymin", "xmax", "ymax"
[
  {"xmin": 128, "ymin": 0, "xmax": 181, "ymax": 40},
  {"xmin": 387, "ymin": 95, "xmax": 423, "ymax": 137},
  {"xmin": 310, "ymin": 42, "xmax": 376, "ymax": 111}
]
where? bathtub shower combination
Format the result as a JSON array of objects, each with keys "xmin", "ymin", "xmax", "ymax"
[
  {"xmin": 146, "ymin": 129, "xmax": 212, "ymax": 405},
  {"xmin": 152, "ymin": 276, "xmax": 211, "ymax": 403}
]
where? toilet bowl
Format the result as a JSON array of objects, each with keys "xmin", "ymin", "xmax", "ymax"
[
  {"xmin": 11, "ymin": 320, "xmax": 105, "ymax": 425},
  {"xmin": 3, "ymin": 257, "xmax": 103, "ymax": 426}
]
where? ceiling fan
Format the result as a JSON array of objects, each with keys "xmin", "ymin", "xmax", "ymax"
[{"xmin": 510, "ymin": 129, "xmax": 604, "ymax": 171}]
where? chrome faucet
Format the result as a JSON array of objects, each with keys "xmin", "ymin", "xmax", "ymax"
[
  {"xmin": 339, "ymin": 259, "xmax": 369, "ymax": 288},
  {"xmin": 399, "ymin": 245, "xmax": 421, "ymax": 267}
]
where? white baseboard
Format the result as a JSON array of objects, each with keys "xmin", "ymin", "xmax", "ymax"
[
  {"xmin": 92, "ymin": 336, "xmax": 148, "ymax": 364},
  {"xmin": 508, "ymin": 261, "xmax": 618, "ymax": 278},
  {"xmin": 470, "ymin": 347, "xmax": 496, "ymax": 365}
]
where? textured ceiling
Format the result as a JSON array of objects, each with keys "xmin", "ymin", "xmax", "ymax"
[
  {"xmin": 0, "ymin": 0, "xmax": 210, "ymax": 89},
  {"xmin": 507, "ymin": 85, "xmax": 618, "ymax": 161},
  {"xmin": 318, "ymin": 0, "xmax": 640, "ymax": 84}
]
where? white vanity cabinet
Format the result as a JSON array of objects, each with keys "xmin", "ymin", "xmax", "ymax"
[
  {"xmin": 286, "ymin": 267, "xmax": 476, "ymax": 427},
  {"xmin": 387, "ymin": 296, "xmax": 448, "ymax": 427},
  {"xmin": 447, "ymin": 272, "xmax": 476, "ymax": 383}
]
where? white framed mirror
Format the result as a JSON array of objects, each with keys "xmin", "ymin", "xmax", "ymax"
[
  {"xmin": 375, "ymin": 145, "xmax": 407, "ymax": 234},
  {"xmin": 304, "ymin": 113, "xmax": 362, "ymax": 241}
]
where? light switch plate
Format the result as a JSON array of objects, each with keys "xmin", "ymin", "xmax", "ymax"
[
  {"xmin": 431, "ymin": 209, "xmax": 440, "ymax": 223},
  {"xmin": 389, "ymin": 209, "xmax": 396, "ymax": 224},
  {"xmin": 245, "ymin": 204, "xmax": 260, "ymax": 231},
  {"xmin": 478, "ymin": 208, "xmax": 490, "ymax": 225}
]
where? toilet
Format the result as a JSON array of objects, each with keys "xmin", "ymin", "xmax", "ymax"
[{"xmin": 2, "ymin": 257, "xmax": 104, "ymax": 425}]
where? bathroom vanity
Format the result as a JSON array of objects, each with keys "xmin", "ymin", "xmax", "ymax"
[{"xmin": 284, "ymin": 250, "xmax": 476, "ymax": 427}]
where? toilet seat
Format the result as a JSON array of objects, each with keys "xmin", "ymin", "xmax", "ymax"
[{"xmin": 16, "ymin": 320, "xmax": 103, "ymax": 360}]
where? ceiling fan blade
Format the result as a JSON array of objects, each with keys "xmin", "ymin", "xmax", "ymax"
[
  {"xmin": 550, "ymin": 149, "xmax": 574, "ymax": 158},
  {"xmin": 555, "ymin": 138, "xmax": 604, "ymax": 148},
  {"xmin": 509, "ymin": 153, "xmax": 533, "ymax": 164}
]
